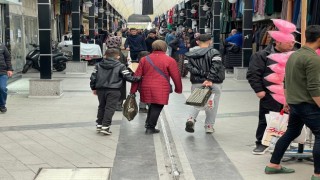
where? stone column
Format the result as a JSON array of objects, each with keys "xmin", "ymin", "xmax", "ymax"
[
  {"xmin": 234, "ymin": 0, "xmax": 252, "ymax": 80},
  {"xmin": 89, "ymin": 0, "xmax": 95, "ymax": 39},
  {"xmin": 213, "ymin": 0, "xmax": 221, "ymax": 50},
  {"xmin": 30, "ymin": 0, "xmax": 63, "ymax": 98},
  {"xmin": 199, "ymin": 0, "xmax": 206, "ymax": 34}
]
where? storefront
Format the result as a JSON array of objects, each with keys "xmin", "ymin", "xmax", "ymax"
[{"xmin": 0, "ymin": 0, "xmax": 38, "ymax": 74}]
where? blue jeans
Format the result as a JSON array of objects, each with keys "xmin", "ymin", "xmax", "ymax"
[
  {"xmin": 0, "ymin": 75, "xmax": 8, "ymax": 107},
  {"xmin": 270, "ymin": 103, "xmax": 320, "ymax": 174}
]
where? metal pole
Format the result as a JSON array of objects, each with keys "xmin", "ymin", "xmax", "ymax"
[
  {"xmin": 242, "ymin": 0, "xmax": 253, "ymax": 67},
  {"xmin": 89, "ymin": 0, "xmax": 95, "ymax": 39},
  {"xmin": 98, "ymin": 0, "xmax": 103, "ymax": 34},
  {"xmin": 213, "ymin": 0, "xmax": 221, "ymax": 50},
  {"xmin": 72, "ymin": 0, "xmax": 80, "ymax": 61},
  {"xmin": 37, "ymin": 0, "xmax": 52, "ymax": 79}
]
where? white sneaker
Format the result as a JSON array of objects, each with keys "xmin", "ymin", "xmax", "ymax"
[
  {"xmin": 100, "ymin": 126, "xmax": 112, "ymax": 135},
  {"xmin": 96, "ymin": 125, "xmax": 102, "ymax": 132},
  {"xmin": 205, "ymin": 124, "xmax": 214, "ymax": 133}
]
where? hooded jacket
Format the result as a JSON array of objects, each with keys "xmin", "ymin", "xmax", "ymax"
[
  {"xmin": 90, "ymin": 58, "xmax": 141, "ymax": 90},
  {"xmin": 124, "ymin": 34, "xmax": 147, "ymax": 52},
  {"xmin": 0, "ymin": 44, "xmax": 12, "ymax": 75},
  {"xmin": 185, "ymin": 47, "xmax": 225, "ymax": 84}
]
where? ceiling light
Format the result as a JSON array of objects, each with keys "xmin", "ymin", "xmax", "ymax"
[
  {"xmin": 105, "ymin": 10, "xmax": 110, "ymax": 16},
  {"xmin": 99, "ymin": 7, "xmax": 104, "ymax": 13}
]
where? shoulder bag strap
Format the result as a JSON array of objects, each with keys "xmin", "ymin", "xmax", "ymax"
[{"xmin": 145, "ymin": 56, "xmax": 170, "ymax": 84}]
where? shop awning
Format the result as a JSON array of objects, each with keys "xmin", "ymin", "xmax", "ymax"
[{"xmin": 106, "ymin": 0, "xmax": 184, "ymax": 20}]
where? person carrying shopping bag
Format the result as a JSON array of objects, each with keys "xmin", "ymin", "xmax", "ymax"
[{"xmin": 130, "ymin": 40, "xmax": 183, "ymax": 134}]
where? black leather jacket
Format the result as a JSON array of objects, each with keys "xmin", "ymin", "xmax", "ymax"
[
  {"xmin": 246, "ymin": 45, "xmax": 279, "ymax": 93},
  {"xmin": 185, "ymin": 47, "xmax": 225, "ymax": 84},
  {"xmin": 90, "ymin": 58, "xmax": 141, "ymax": 90}
]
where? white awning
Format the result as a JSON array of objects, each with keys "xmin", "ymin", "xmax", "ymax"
[
  {"xmin": 0, "ymin": 0, "xmax": 21, "ymax": 5},
  {"xmin": 106, "ymin": 0, "xmax": 184, "ymax": 20}
]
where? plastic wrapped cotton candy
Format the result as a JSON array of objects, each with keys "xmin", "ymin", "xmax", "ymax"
[
  {"xmin": 265, "ymin": 73, "xmax": 284, "ymax": 84},
  {"xmin": 269, "ymin": 64, "xmax": 285, "ymax": 74},
  {"xmin": 271, "ymin": 19, "xmax": 297, "ymax": 34},
  {"xmin": 267, "ymin": 51, "xmax": 295, "ymax": 65},
  {"xmin": 271, "ymin": 94, "xmax": 286, "ymax": 105},
  {"xmin": 267, "ymin": 85, "xmax": 285, "ymax": 95},
  {"xmin": 268, "ymin": 31, "xmax": 295, "ymax": 43},
  {"xmin": 316, "ymin": 49, "xmax": 320, "ymax": 56}
]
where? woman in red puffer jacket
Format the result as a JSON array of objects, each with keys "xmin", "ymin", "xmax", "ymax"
[{"xmin": 130, "ymin": 40, "xmax": 183, "ymax": 134}]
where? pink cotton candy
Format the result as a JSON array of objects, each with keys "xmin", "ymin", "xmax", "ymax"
[
  {"xmin": 271, "ymin": 19, "xmax": 297, "ymax": 34},
  {"xmin": 267, "ymin": 85, "xmax": 285, "ymax": 95},
  {"xmin": 265, "ymin": 73, "xmax": 284, "ymax": 84},
  {"xmin": 267, "ymin": 51, "xmax": 295, "ymax": 65},
  {"xmin": 271, "ymin": 94, "xmax": 286, "ymax": 105},
  {"xmin": 316, "ymin": 49, "xmax": 320, "ymax": 56},
  {"xmin": 269, "ymin": 64, "xmax": 285, "ymax": 74},
  {"xmin": 268, "ymin": 31, "xmax": 295, "ymax": 43}
]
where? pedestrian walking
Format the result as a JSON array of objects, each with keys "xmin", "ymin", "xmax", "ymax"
[
  {"xmin": 90, "ymin": 48, "xmax": 141, "ymax": 135},
  {"xmin": 124, "ymin": 28, "xmax": 147, "ymax": 62},
  {"xmin": 0, "ymin": 44, "xmax": 12, "ymax": 113},
  {"xmin": 169, "ymin": 32, "xmax": 189, "ymax": 77},
  {"xmin": 165, "ymin": 28, "xmax": 176, "ymax": 56},
  {"xmin": 130, "ymin": 40, "xmax": 182, "ymax": 134},
  {"xmin": 264, "ymin": 25, "xmax": 320, "ymax": 180},
  {"xmin": 145, "ymin": 30, "xmax": 158, "ymax": 53},
  {"xmin": 247, "ymin": 34, "xmax": 295, "ymax": 155},
  {"xmin": 184, "ymin": 34, "xmax": 225, "ymax": 133}
]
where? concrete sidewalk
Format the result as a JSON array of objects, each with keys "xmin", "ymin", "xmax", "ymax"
[{"xmin": 0, "ymin": 68, "xmax": 315, "ymax": 180}]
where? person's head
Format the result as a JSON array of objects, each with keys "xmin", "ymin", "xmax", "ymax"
[
  {"xmin": 152, "ymin": 40, "xmax": 167, "ymax": 52},
  {"xmin": 230, "ymin": 29, "xmax": 237, "ymax": 36},
  {"xmin": 172, "ymin": 28, "xmax": 177, "ymax": 34},
  {"xmin": 104, "ymin": 48, "xmax": 120, "ymax": 60},
  {"xmin": 137, "ymin": 51, "xmax": 150, "ymax": 61},
  {"xmin": 130, "ymin": 28, "xmax": 137, "ymax": 35},
  {"xmin": 148, "ymin": 30, "xmax": 157, "ymax": 38},
  {"xmin": 188, "ymin": 28, "xmax": 193, "ymax": 33},
  {"xmin": 236, "ymin": 28, "xmax": 242, "ymax": 33},
  {"xmin": 197, "ymin": 34, "xmax": 212, "ymax": 47},
  {"xmin": 194, "ymin": 33, "xmax": 201, "ymax": 40},
  {"xmin": 306, "ymin": 25, "xmax": 320, "ymax": 49}
]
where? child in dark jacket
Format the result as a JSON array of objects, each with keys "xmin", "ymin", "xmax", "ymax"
[{"xmin": 90, "ymin": 48, "xmax": 141, "ymax": 135}]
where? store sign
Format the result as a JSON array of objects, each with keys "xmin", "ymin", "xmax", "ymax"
[{"xmin": 0, "ymin": 0, "xmax": 22, "ymax": 5}]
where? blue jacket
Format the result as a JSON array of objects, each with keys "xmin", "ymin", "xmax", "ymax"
[
  {"xmin": 125, "ymin": 35, "xmax": 147, "ymax": 52},
  {"xmin": 225, "ymin": 33, "xmax": 243, "ymax": 47}
]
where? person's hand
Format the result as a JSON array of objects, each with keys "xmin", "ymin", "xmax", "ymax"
[
  {"xmin": 283, "ymin": 103, "xmax": 290, "ymax": 113},
  {"xmin": 256, "ymin": 91, "xmax": 266, "ymax": 99},
  {"xmin": 92, "ymin": 90, "xmax": 97, "ymax": 95},
  {"xmin": 7, "ymin": 71, "xmax": 13, "ymax": 77},
  {"xmin": 177, "ymin": 48, "xmax": 180, "ymax": 51},
  {"xmin": 126, "ymin": 48, "xmax": 130, "ymax": 51},
  {"xmin": 202, "ymin": 80, "xmax": 213, "ymax": 87}
]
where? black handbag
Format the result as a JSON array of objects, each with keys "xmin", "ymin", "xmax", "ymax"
[{"xmin": 186, "ymin": 87, "xmax": 212, "ymax": 107}]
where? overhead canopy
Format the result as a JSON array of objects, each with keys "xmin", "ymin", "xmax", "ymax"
[
  {"xmin": 128, "ymin": 14, "xmax": 151, "ymax": 22},
  {"xmin": 106, "ymin": 0, "xmax": 184, "ymax": 20}
]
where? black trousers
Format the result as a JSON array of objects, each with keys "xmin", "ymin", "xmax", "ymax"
[
  {"xmin": 96, "ymin": 89, "xmax": 121, "ymax": 126},
  {"xmin": 256, "ymin": 93, "xmax": 282, "ymax": 145},
  {"xmin": 130, "ymin": 51, "xmax": 140, "ymax": 62},
  {"xmin": 145, "ymin": 104, "xmax": 164, "ymax": 128}
]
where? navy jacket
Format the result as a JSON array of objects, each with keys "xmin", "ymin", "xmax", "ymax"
[{"xmin": 124, "ymin": 35, "xmax": 147, "ymax": 52}]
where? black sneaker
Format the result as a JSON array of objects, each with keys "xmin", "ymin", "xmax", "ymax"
[
  {"xmin": 185, "ymin": 118, "xmax": 195, "ymax": 133},
  {"xmin": 145, "ymin": 128, "xmax": 160, "ymax": 134},
  {"xmin": 0, "ymin": 106, "xmax": 7, "ymax": 113},
  {"xmin": 100, "ymin": 126, "xmax": 112, "ymax": 135},
  {"xmin": 252, "ymin": 144, "xmax": 269, "ymax": 155},
  {"xmin": 96, "ymin": 125, "xmax": 102, "ymax": 132},
  {"xmin": 139, "ymin": 108, "xmax": 148, "ymax": 113}
]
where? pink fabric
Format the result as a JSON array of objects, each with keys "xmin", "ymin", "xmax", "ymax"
[
  {"xmin": 130, "ymin": 51, "xmax": 182, "ymax": 105},
  {"xmin": 316, "ymin": 49, "xmax": 320, "ymax": 56}
]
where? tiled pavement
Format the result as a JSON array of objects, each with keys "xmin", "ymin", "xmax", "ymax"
[{"xmin": 0, "ymin": 68, "xmax": 315, "ymax": 180}]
